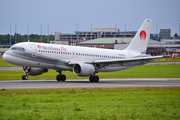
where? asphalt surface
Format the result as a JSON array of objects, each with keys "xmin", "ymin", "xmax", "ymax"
[
  {"xmin": 0, "ymin": 62, "xmax": 179, "ymax": 90},
  {"xmin": 0, "ymin": 78, "xmax": 180, "ymax": 90},
  {"xmin": 0, "ymin": 67, "xmax": 22, "ymax": 71}
]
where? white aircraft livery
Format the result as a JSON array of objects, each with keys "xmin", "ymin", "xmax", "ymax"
[{"xmin": 3, "ymin": 19, "xmax": 162, "ymax": 82}]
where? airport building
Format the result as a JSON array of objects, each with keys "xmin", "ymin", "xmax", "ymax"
[
  {"xmin": 50, "ymin": 27, "xmax": 180, "ymax": 56},
  {"xmin": 159, "ymin": 29, "xmax": 171, "ymax": 39},
  {"xmin": 54, "ymin": 28, "xmax": 136, "ymax": 46},
  {"xmin": 76, "ymin": 38, "xmax": 180, "ymax": 56}
]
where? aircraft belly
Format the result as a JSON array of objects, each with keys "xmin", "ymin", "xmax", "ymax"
[
  {"xmin": 55, "ymin": 65, "xmax": 72, "ymax": 71},
  {"xmin": 99, "ymin": 64, "xmax": 140, "ymax": 72}
]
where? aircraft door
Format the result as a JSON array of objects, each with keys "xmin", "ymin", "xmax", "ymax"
[
  {"xmin": 72, "ymin": 51, "xmax": 75, "ymax": 58},
  {"xmin": 128, "ymin": 53, "xmax": 133, "ymax": 65},
  {"xmin": 76, "ymin": 52, "xmax": 79, "ymax": 58},
  {"xmin": 30, "ymin": 44, "xmax": 37, "ymax": 57},
  {"xmin": 128, "ymin": 53, "xmax": 133, "ymax": 58},
  {"xmin": 72, "ymin": 51, "xmax": 78, "ymax": 58}
]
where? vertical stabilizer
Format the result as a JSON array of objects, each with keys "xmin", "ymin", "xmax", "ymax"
[{"xmin": 125, "ymin": 19, "xmax": 152, "ymax": 53}]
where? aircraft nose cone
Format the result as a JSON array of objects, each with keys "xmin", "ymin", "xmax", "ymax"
[
  {"xmin": 2, "ymin": 52, "xmax": 8, "ymax": 62},
  {"xmin": 2, "ymin": 52, "xmax": 11, "ymax": 63}
]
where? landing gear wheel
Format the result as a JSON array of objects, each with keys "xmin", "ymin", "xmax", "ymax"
[
  {"xmin": 89, "ymin": 76, "xmax": 94, "ymax": 82},
  {"xmin": 94, "ymin": 76, "xmax": 99, "ymax": 83},
  {"xmin": 61, "ymin": 75, "xmax": 66, "ymax": 81},
  {"xmin": 56, "ymin": 75, "xmax": 61, "ymax": 81},
  {"xmin": 22, "ymin": 75, "xmax": 28, "ymax": 80},
  {"xmin": 56, "ymin": 75, "xmax": 66, "ymax": 82},
  {"xmin": 89, "ymin": 75, "xmax": 99, "ymax": 83}
]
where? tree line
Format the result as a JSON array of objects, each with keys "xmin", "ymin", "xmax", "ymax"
[{"xmin": 0, "ymin": 34, "xmax": 54, "ymax": 45}]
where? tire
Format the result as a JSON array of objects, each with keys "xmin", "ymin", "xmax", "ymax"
[
  {"xmin": 22, "ymin": 75, "xmax": 28, "ymax": 80},
  {"xmin": 61, "ymin": 75, "xmax": 66, "ymax": 81},
  {"xmin": 89, "ymin": 76, "xmax": 94, "ymax": 82},
  {"xmin": 94, "ymin": 76, "xmax": 99, "ymax": 83},
  {"xmin": 24, "ymin": 75, "xmax": 28, "ymax": 80},
  {"xmin": 56, "ymin": 75, "xmax": 61, "ymax": 81},
  {"xmin": 22, "ymin": 75, "xmax": 25, "ymax": 80}
]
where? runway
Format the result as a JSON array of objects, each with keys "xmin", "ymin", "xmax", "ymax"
[
  {"xmin": 0, "ymin": 67, "xmax": 22, "ymax": 71},
  {"xmin": 0, "ymin": 78, "xmax": 180, "ymax": 90}
]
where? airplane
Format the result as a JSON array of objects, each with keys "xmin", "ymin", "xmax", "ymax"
[{"xmin": 3, "ymin": 19, "xmax": 163, "ymax": 82}]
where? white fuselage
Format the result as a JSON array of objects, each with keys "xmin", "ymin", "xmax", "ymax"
[{"xmin": 3, "ymin": 42, "xmax": 143, "ymax": 72}]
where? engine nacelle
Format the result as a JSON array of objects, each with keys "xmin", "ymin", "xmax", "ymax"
[
  {"xmin": 23, "ymin": 66, "xmax": 48, "ymax": 76},
  {"xmin": 73, "ymin": 63, "xmax": 95, "ymax": 77}
]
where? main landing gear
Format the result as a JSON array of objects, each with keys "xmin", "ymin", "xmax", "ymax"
[
  {"xmin": 22, "ymin": 75, "xmax": 28, "ymax": 80},
  {"xmin": 89, "ymin": 75, "xmax": 99, "ymax": 83},
  {"xmin": 56, "ymin": 70, "xmax": 66, "ymax": 81}
]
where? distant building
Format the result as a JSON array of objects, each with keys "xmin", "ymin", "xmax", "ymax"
[
  {"xmin": 150, "ymin": 34, "xmax": 160, "ymax": 41},
  {"xmin": 77, "ymin": 38, "xmax": 132, "ymax": 49},
  {"xmin": 159, "ymin": 29, "xmax": 171, "ymax": 39},
  {"xmin": 55, "ymin": 28, "xmax": 137, "ymax": 46},
  {"xmin": 52, "ymin": 27, "xmax": 180, "ymax": 56},
  {"xmin": 50, "ymin": 40, "xmax": 69, "ymax": 45}
]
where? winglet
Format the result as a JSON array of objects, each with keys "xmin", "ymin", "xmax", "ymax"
[{"xmin": 125, "ymin": 19, "xmax": 153, "ymax": 53}]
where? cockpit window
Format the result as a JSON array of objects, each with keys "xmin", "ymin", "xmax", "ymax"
[
  {"xmin": 17, "ymin": 47, "xmax": 21, "ymax": 51},
  {"xmin": 11, "ymin": 47, "xmax": 17, "ymax": 50},
  {"xmin": 21, "ymin": 48, "xmax": 25, "ymax": 51},
  {"xmin": 11, "ymin": 47, "xmax": 25, "ymax": 51}
]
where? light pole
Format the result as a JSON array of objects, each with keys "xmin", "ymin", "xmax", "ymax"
[
  {"xmin": 91, "ymin": 23, "xmax": 92, "ymax": 40},
  {"xmin": 27, "ymin": 24, "xmax": 29, "ymax": 40},
  {"xmin": 47, "ymin": 23, "xmax": 49, "ymax": 43},
  {"xmin": 115, "ymin": 24, "xmax": 116, "ymax": 38},
  {"xmin": 15, "ymin": 24, "xmax": 17, "ymax": 44},
  {"xmin": 156, "ymin": 24, "xmax": 158, "ymax": 41},
  {"xmin": 179, "ymin": 23, "xmax": 180, "ymax": 38},
  {"xmin": 77, "ymin": 24, "xmax": 79, "ymax": 40},
  {"xmin": 9, "ymin": 25, "xmax": 11, "ymax": 45},
  {"xmin": 125, "ymin": 24, "xmax": 126, "ymax": 38},
  {"xmin": 41, "ymin": 23, "xmax": 42, "ymax": 43}
]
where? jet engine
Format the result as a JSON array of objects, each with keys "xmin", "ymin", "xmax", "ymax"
[
  {"xmin": 73, "ymin": 63, "xmax": 95, "ymax": 77},
  {"xmin": 23, "ymin": 66, "xmax": 48, "ymax": 76}
]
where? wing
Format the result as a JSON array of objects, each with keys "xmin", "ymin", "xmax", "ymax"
[{"xmin": 68, "ymin": 55, "xmax": 163, "ymax": 65}]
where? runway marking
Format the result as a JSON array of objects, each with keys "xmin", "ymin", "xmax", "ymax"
[{"xmin": 0, "ymin": 78, "xmax": 180, "ymax": 90}]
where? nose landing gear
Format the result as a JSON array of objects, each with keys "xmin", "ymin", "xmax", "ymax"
[
  {"xmin": 22, "ymin": 75, "xmax": 28, "ymax": 80},
  {"xmin": 22, "ymin": 66, "xmax": 29, "ymax": 80}
]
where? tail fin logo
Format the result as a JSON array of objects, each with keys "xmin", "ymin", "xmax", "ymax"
[{"xmin": 140, "ymin": 30, "xmax": 146, "ymax": 40}]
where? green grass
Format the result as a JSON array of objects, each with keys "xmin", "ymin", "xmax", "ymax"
[
  {"xmin": 152, "ymin": 57, "xmax": 180, "ymax": 63},
  {"xmin": 0, "ymin": 64, "xmax": 180, "ymax": 80},
  {"xmin": 0, "ymin": 88, "xmax": 180, "ymax": 120},
  {"xmin": 1, "ymin": 55, "xmax": 180, "ymax": 80}
]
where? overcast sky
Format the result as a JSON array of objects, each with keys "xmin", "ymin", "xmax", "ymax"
[{"xmin": 0, "ymin": 0, "xmax": 180, "ymax": 36}]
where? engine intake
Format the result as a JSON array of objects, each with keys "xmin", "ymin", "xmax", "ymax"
[
  {"xmin": 73, "ymin": 63, "xmax": 95, "ymax": 77},
  {"xmin": 23, "ymin": 66, "xmax": 48, "ymax": 76}
]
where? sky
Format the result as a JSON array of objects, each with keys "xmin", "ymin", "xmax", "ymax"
[{"xmin": 0, "ymin": 0, "xmax": 180, "ymax": 36}]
